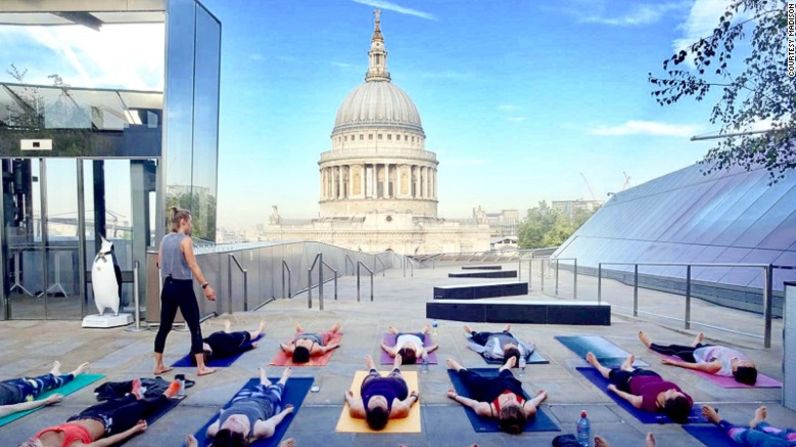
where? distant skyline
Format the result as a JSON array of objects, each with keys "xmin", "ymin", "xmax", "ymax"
[{"xmin": 0, "ymin": 0, "xmax": 739, "ymax": 230}]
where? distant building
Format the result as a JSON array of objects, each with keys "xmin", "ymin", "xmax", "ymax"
[
  {"xmin": 551, "ymin": 199, "xmax": 602, "ymax": 219},
  {"xmin": 491, "ymin": 235, "xmax": 518, "ymax": 251},
  {"xmin": 481, "ymin": 209, "xmax": 520, "ymax": 238}
]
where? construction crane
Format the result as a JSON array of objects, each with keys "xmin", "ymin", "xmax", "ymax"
[
  {"xmin": 579, "ymin": 172, "xmax": 597, "ymax": 201},
  {"xmin": 622, "ymin": 171, "xmax": 631, "ymax": 191}
]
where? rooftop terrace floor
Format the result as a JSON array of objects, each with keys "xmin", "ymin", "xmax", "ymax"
[{"xmin": 0, "ymin": 263, "xmax": 791, "ymax": 446}]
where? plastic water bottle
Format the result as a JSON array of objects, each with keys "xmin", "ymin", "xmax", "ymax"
[
  {"xmin": 432, "ymin": 320, "xmax": 439, "ymax": 336},
  {"xmin": 577, "ymin": 410, "xmax": 591, "ymax": 447},
  {"xmin": 420, "ymin": 356, "xmax": 429, "ymax": 374}
]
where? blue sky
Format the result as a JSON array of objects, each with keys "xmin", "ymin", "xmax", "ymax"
[{"xmin": 0, "ymin": 0, "xmax": 737, "ymax": 228}]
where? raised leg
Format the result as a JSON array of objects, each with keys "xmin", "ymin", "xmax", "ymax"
[
  {"xmin": 223, "ymin": 319, "xmax": 232, "ymax": 333},
  {"xmin": 692, "ymin": 332, "xmax": 704, "ymax": 347},
  {"xmin": 279, "ymin": 367, "xmax": 292, "ymax": 386},
  {"xmin": 620, "ymin": 354, "xmax": 635, "ymax": 371},
  {"xmin": 638, "ymin": 331, "xmax": 652, "ymax": 348},
  {"xmin": 259, "ymin": 367, "xmax": 273, "ymax": 386},
  {"xmin": 249, "ymin": 319, "xmax": 266, "ymax": 340},
  {"xmin": 586, "ymin": 352, "xmax": 612, "ymax": 379}
]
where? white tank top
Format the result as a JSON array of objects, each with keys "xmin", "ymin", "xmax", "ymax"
[
  {"xmin": 693, "ymin": 345, "xmax": 748, "ymax": 376},
  {"xmin": 394, "ymin": 334, "xmax": 423, "ymax": 351}
]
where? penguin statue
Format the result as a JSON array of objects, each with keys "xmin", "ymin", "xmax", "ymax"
[{"xmin": 91, "ymin": 236, "xmax": 122, "ymax": 316}]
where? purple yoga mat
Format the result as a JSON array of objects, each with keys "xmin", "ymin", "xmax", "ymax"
[
  {"xmin": 380, "ymin": 333, "xmax": 438, "ymax": 364},
  {"xmin": 661, "ymin": 355, "xmax": 781, "ymax": 388}
]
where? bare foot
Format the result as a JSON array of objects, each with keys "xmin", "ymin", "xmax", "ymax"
[
  {"xmin": 258, "ymin": 319, "xmax": 266, "ymax": 333},
  {"xmin": 50, "ymin": 360, "xmax": 62, "ymax": 376},
  {"xmin": 446, "ymin": 358, "xmax": 462, "ymax": 371},
  {"xmin": 70, "ymin": 362, "xmax": 90, "ymax": 377},
  {"xmin": 388, "ymin": 325, "xmax": 398, "ymax": 334},
  {"xmin": 638, "ymin": 331, "xmax": 651, "ymax": 348},
  {"xmin": 153, "ymin": 365, "xmax": 173, "ymax": 375},
  {"xmin": 693, "ymin": 332, "xmax": 705, "ymax": 347},
  {"xmin": 294, "ymin": 322, "xmax": 303, "ymax": 333},
  {"xmin": 281, "ymin": 366, "xmax": 292, "ymax": 383},
  {"xmin": 365, "ymin": 355, "xmax": 376, "ymax": 370},
  {"xmin": 646, "ymin": 432, "xmax": 656, "ymax": 447},
  {"xmin": 594, "ymin": 436, "xmax": 610, "ymax": 447},
  {"xmin": 621, "ymin": 354, "xmax": 635, "ymax": 370},
  {"xmin": 503, "ymin": 323, "xmax": 512, "ymax": 332},
  {"xmin": 280, "ymin": 438, "xmax": 296, "ymax": 447},
  {"xmin": 131, "ymin": 378, "xmax": 144, "ymax": 399},
  {"xmin": 586, "ymin": 352, "xmax": 599, "ymax": 367},
  {"xmin": 330, "ymin": 322, "xmax": 342, "ymax": 333},
  {"xmin": 535, "ymin": 389, "xmax": 548, "ymax": 403},
  {"xmin": 197, "ymin": 367, "xmax": 216, "ymax": 377},
  {"xmin": 463, "ymin": 325, "xmax": 473, "ymax": 334},
  {"xmin": 423, "ymin": 324, "xmax": 432, "ymax": 334},
  {"xmin": 223, "ymin": 319, "xmax": 232, "ymax": 333},
  {"xmin": 701, "ymin": 405, "xmax": 721, "ymax": 425},
  {"xmin": 750, "ymin": 405, "xmax": 767, "ymax": 428}
]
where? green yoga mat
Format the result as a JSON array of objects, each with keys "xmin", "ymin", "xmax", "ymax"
[{"xmin": 0, "ymin": 373, "xmax": 105, "ymax": 427}]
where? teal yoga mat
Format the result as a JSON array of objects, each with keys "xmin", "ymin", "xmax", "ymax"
[{"xmin": 0, "ymin": 373, "xmax": 105, "ymax": 427}]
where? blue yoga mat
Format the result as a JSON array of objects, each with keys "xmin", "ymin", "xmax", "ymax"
[
  {"xmin": 190, "ymin": 377, "xmax": 313, "ymax": 447},
  {"xmin": 117, "ymin": 395, "xmax": 182, "ymax": 446},
  {"xmin": 684, "ymin": 425, "xmax": 737, "ymax": 447},
  {"xmin": 172, "ymin": 334, "xmax": 264, "ymax": 368},
  {"xmin": 480, "ymin": 349, "xmax": 549, "ymax": 365},
  {"xmin": 556, "ymin": 335, "xmax": 649, "ymax": 368},
  {"xmin": 575, "ymin": 367, "xmax": 704, "ymax": 424},
  {"xmin": 446, "ymin": 368, "xmax": 560, "ymax": 432}
]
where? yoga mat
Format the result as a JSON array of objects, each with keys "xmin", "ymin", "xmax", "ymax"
[
  {"xmin": 335, "ymin": 370, "xmax": 421, "ymax": 433},
  {"xmin": 446, "ymin": 368, "xmax": 560, "ymax": 433},
  {"xmin": 0, "ymin": 373, "xmax": 105, "ymax": 428},
  {"xmin": 116, "ymin": 395, "xmax": 183, "ymax": 446},
  {"xmin": 476, "ymin": 347, "xmax": 549, "ymax": 365},
  {"xmin": 575, "ymin": 367, "xmax": 705, "ymax": 424},
  {"xmin": 659, "ymin": 355, "xmax": 782, "ymax": 389},
  {"xmin": 269, "ymin": 332, "xmax": 343, "ymax": 367},
  {"xmin": 380, "ymin": 333, "xmax": 438, "ymax": 365},
  {"xmin": 190, "ymin": 377, "xmax": 313, "ymax": 447},
  {"xmin": 172, "ymin": 334, "xmax": 264, "ymax": 368},
  {"xmin": 556, "ymin": 335, "xmax": 649, "ymax": 368},
  {"xmin": 683, "ymin": 425, "xmax": 737, "ymax": 447}
]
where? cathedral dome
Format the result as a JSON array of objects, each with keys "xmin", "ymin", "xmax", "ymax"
[{"xmin": 333, "ymin": 81, "xmax": 423, "ymax": 134}]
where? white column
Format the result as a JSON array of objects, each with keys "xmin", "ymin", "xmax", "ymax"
[
  {"xmin": 381, "ymin": 164, "xmax": 387, "ymax": 199},
  {"xmin": 338, "ymin": 166, "xmax": 344, "ymax": 199},
  {"xmin": 386, "ymin": 163, "xmax": 392, "ymax": 198},
  {"xmin": 433, "ymin": 168, "xmax": 437, "ymax": 199},
  {"xmin": 414, "ymin": 165, "xmax": 420, "ymax": 198}
]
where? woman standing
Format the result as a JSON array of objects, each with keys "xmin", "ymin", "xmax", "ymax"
[{"xmin": 153, "ymin": 207, "xmax": 217, "ymax": 376}]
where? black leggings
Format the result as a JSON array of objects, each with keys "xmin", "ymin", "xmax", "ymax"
[
  {"xmin": 154, "ymin": 277, "xmax": 203, "ymax": 355},
  {"xmin": 69, "ymin": 395, "xmax": 170, "ymax": 435},
  {"xmin": 649, "ymin": 343, "xmax": 708, "ymax": 363}
]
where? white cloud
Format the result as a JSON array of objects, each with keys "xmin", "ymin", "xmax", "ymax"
[
  {"xmin": 351, "ymin": 0, "xmax": 436, "ymax": 21},
  {"xmin": 589, "ymin": 120, "xmax": 701, "ymax": 137},
  {"xmin": 0, "ymin": 23, "xmax": 164, "ymax": 90},
  {"xmin": 581, "ymin": 2, "xmax": 687, "ymax": 26}
]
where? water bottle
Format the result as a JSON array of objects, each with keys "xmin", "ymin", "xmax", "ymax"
[
  {"xmin": 432, "ymin": 320, "xmax": 439, "ymax": 336},
  {"xmin": 577, "ymin": 410, "xmax": 591, "ymax": 447},
  {"xmin": 420, "ymin": 356, "xmax": 429, "ymax": 374}
]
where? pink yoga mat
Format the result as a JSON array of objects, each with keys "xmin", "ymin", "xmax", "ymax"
[
  {"xmin": 661, "ymin": 355, "xmax": 781, "ymax": 388},
  {"xmin": 269, "ymin": 332, "xmax": 343, "ymax": 367},
  {"xmin": 380, "ymin": 333, "xmax": 438, "ymax": 365}
]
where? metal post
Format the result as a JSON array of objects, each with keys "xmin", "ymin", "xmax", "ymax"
[
  {"xmin": 763, "ymin": 264, "xmax": 773, "ymax": 348},
  {"xmin": 370, "ymin": 269, "xmax": 374, "ymax": 302},
  {"xmin": 410, "ymin": 259, "xmax": 413, "ymax": 278},
  {"xmin": 76, "ymin": 160, "xmax": 87, "ymax": 319},
  {"xmin": 307, "ymin": 268, "xmax": 312, "ymax": 309},
  {"xmin": 318, "ymin": 253, "xmax": 324, "ymax": 311},
  {"xmin": 227, "ymin": 255, "xmax": 233, "ymax": 315},
  {"xmin": 282, "ymin": 259, "xmax": 286, "ymax": 298},
  {"xmin": 334, "ymin": 270, "xmax": 338, "ymax": 301},
  {"xmin": 685, "ymin": 265, "xmax": 692, "ymax": 330},
  {"xmin": 528, "ymin": 257, "xmax": 532, "ymax": 290},
  {"xmin": 597, "ymin": 263, "xmax": 602, "ymax": 304},
  {"xmin": 518, "ymin": 255, "xmax": 522, "ymax": 280},
  {"xmin": 125, "ymin": 261, "xmax": 145, "ymax": 332},
  {"xmin": 555, "ymin": 259, "xmax": 559, "ymax": 295},
  {"xmin": 540, "ymin": 258, "xmax": 545, "ymax": 291},
  {"xmin": 573, "ymin": 258, "xmax": 578, "ymax": 300},
  {"xmin": 402, "ymin": 257, "xmax": 406, "ymax": 277},
  {"xmin": 633, "ymin": 264, "xmax": 639, "ymax": 317},
  {"xmin": 356, "ymin": 263, "xmax": 361, "ymax": 302},
  {"xmin": 243, "ymin": 270, "xmax": 248, "ymax": 312}
]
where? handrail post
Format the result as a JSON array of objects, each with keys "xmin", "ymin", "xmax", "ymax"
[
  {"xmin": 357, "ymin": 262, "xmax": 361, "ymax": 302},
  {"xmin": 410, "ymin": 259, "xmax": 414, "ymax": 278},
  {"xmin": 540, "ymin": 258, "xmax": 545, "ymax": 291},
  {"xmin": 334, "ymin": 269, "xmax": 338, "ymax": 301},
  {"xmin": 763, "ymin": 264, "xmax": 772, "ymax": 348},
  {"xmin": 282, "ymin": 260, "xmax": 292, "ymax": 298},
  {"xmin": 227, "ymin": 254, "xmax": 233, "ymax": 315},
  {"xmin": 528, "ymin": 257, "xmax": 533, "ymax": 289},
  {"xmin": 633, "ymin": 264, "xmax": 639, "ymax": 317},
  {"xmin": 573, "ymin": 258, "xmax": 578, "ymax": 299},
  {"xmin": 243, "ymin": 269, "xmax": 249, "ymax": 311},
  {"xmin": 125, "ymin": 261, "xmax": 144, "ymax": 332},
  {"xmin": 307, "ymin": 267, "xmax": 312, "ymax": 309},
  {"xmin": 403, "ymin": 257, "xmax": 406, "ymax": 277},
  {"xmin": 555, "ymin": 259, "xmax": 559, "ymax": 295},
  {"xmin": 597, "ymin": 263, "xmax": 602, "ymax": 304},
  {"xmin": 318, "ymin": 253, "xmax": 324, "ymax": 311},
  {"xmin": 518, "ymin": 253, "xmax": 522, "ymax": 280},
  {"xmin": 685, "ymin": 265, "xmax": 691, "ymax": 330},
  {"xmin": 370, "ymin": 268, "xmax": 374, "ymax": 301}
]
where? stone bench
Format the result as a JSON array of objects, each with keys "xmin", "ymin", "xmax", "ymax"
[
  {"xmin": 433, "ymin": 282, "xmax": 527, "ymax": 300},
  {"xmin": 461, "ymin": 265, "xmax": 502, "ymax": 270},
  {"xmin": 448, "ymin": 270, "xmax": 517, "ymax": 279},
  {"xmin": 426, "ymin": 299, "xmax": 611, "ymax": 325}
]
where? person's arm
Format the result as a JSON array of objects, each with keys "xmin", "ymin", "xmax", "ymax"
[
  {"xmin": 380, "ymin": 342, "xmax": 397, "ymax": 356},
  {"xmin": 320, "ymin": 342, "xmax": 341, "ymax": 354},
  {"xmin": 606, "ymin": 384, "xmax": 643, "ymax": 408},
  {"xmin": 206, "ymin": 419, "xmax": 220, "ymax": 437},
  {"xmin": 157, "ymin": 244, "xmax": 162, "ymax": 270},
  {"xmin": 426, "ymin": 343, "xmax": 439, "ymax": 354},
  {"xmin": 0, "ymin": 394, "xmax": 62, "ymax": 418},
  {"xmin": 280, "ymin": 343, "xmax": 295, "ymax": 354},
  {"xmin": 390, "ymin": 390, "xmax": 419, "ymax": 418},
  {"xmin": 252, "ymin": 405, "xmax": 294, "ymax": 439},
  {"xmin": 446, "ymin": 389, "xmax": 492, "ymax": 417},
  {"xmin": 86, "ymin": 420, "xmax": 147, "ymax": 447},
  {"xmin": 661, "ymin": 358, "xmax": 722, "ymax": 374},
  {"xmin": 345, "ymin": 390, "xmax": 366, "ymax": 419},
  {"xmin": 181, "ymin": 237, "xmax": 216, "ymax": 301}
]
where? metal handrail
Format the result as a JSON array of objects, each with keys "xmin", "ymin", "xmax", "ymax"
[
  {"xmin": 228, "ymin": 254, "xmax": 249, "ymax": 312},
  {"xmin": 321, "ymin": 260, "xmax": 338, "ymax": 301},
  {"xmin": 125, "ymin": 261, "xmax": 146, "ymax": 332},
  {"xmin": 357, "ymin": 261, "xmax": 374, "ymax": 302},
  {"xmin": 597, "ymin": 261, "xmax": 775, "ymax": 348},
  {"xmin": 551, "ymin": 257, "xmax": 578, "ymax": 299},
  {"xmin": 374, "ymin": 255, "xmax": 386, "ymax": 277},
  {"xmin": 281, "ymin": 259, "xmax": 292, "ymax": 298},
  {"xmin": 307, "ymin": 252, "xmax": 324, "ymax": 310},
  {"xmin": 345, "ymin": 254, "xmax": 355, "ymax": 275}
]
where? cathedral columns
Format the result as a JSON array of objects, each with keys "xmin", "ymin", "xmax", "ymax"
[
  {"xmin": 414, "ymin": 165, "xmax": 420, "ymax": 199},
  {"xmin": 338, "ymin": 166, "xmax": 345, "ymax": 199}
]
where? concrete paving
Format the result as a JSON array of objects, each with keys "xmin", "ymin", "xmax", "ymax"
[{"xmin": 0, "ymin": 263, "xmax": 792, "ymax": 446}]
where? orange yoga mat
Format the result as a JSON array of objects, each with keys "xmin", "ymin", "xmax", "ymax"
[{"xmin": 269, "ymin": 332, "xmax": 343, "ymax": 366}]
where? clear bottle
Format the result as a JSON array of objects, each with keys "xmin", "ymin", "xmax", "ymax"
[
  {"xmin": 432, "ymin": 320, "xmax": 439, "ymax": 336},
  {"xmin": 576, "ymin": 410, "xmax": 591, "ymax": 447},
  {"xmin": 420, "ymin": 355, "xmax": 429, "ymax": 374}
]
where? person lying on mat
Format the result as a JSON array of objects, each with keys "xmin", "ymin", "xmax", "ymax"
[
  {"xmin": 585, "ymin": 352, "xmax": 693, "ymax": 423},
  {"xmin": 702, "ymin": 404, "xmax": 796, "ymax": 446},
  {"xmin": 639, "ymin": 330, "xmax": 757, "ymax": 385},
  {"xmin": 204, "ymin": 366, "xmax": 295, "ymax": 447},
  {"xmin": 594, "ymin": 432, "xmax": 656, "ymax": 447},
  {"xmin": 0, "ymin": 360, "xmax": 90, "ymax": 418},
  {"xmin": 345, "ymin": 354, "xmax": 418, "ymax": 430},
  {"xmin": 17, "ymin": 377, "xmax": 184, "ymax": 447},
  {"xmin": 446, "ymin": 357, "xmax": 548, "ymax": 434},
  {"xmin": 464, "ymin": 324, "xmax": 534, "ymax": 367},
  {"xmin": 279, "ymin": 322, "xmax": 341, "ymax": 364},
  {"xmin": 201, "ymin": 319, "xmax": 266, "ymax": 363},
  {"xmin": 186, "ymin": 435, "xmax": 296, "ymax": 447},
  {"xmin": 380, "ymin": 325, "xmax": 439, "ymax": 364}
]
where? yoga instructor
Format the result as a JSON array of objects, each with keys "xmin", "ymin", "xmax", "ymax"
[{"xmin": 153, "ymin": 206, "xmax": 216, "ymax": 377}]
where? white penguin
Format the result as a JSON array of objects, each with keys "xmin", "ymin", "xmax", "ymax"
[{"xmin": 91, "ymin": 236, "xmax": 122, "ymax": 316}]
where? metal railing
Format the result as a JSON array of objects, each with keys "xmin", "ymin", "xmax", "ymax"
[
  {"xmin": 228, "ymin": 254, "xmax": 249, "ymax": 312},
  {"xmin": 553, "ymin": 257, "xmax": 578, "ymax": 299},
  {"xmin": 281, "ymin": 259, "xmax": 292, "ymax": 298},
  {"xmin": 345, "ymin": 255, "xmax": 355, "ymax": 275},
  {"xmin": 402, "ymin": 256, "xmax": 414, "ymax": 277},
  {"xmin": 124, "ymin": 261, "xmax": 146, "ymax": 332},
  {"xmin": 307, "ymin": 253, "xmax": 324, "ymax": 310},
  {"xmin": 597, "ymin": 262, "xmax": 776, "ymax": 348},
  {"xmin": 357, "ymin": 261, "xmax": 374, "ymax": 302},
  {"xmin": 375, "ymin": 255, "xmax": 386, "ymax": 277},
  {"xmin": 321, "ymin": 260, "xmax": 338, "ymax": 301}
]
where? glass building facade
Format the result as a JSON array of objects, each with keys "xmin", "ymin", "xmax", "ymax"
[
  {"xmin": 553, "ymin": 162, "xmax": 796, "ymax": 295},
  {"xmin": 0, "ymin": 0, "xmax": 220, "ymax": 320}
]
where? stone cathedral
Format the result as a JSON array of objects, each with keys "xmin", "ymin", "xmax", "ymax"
[{"xmin": 266, "ymin": 10, "xmax": 490, "ymax": 255}]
